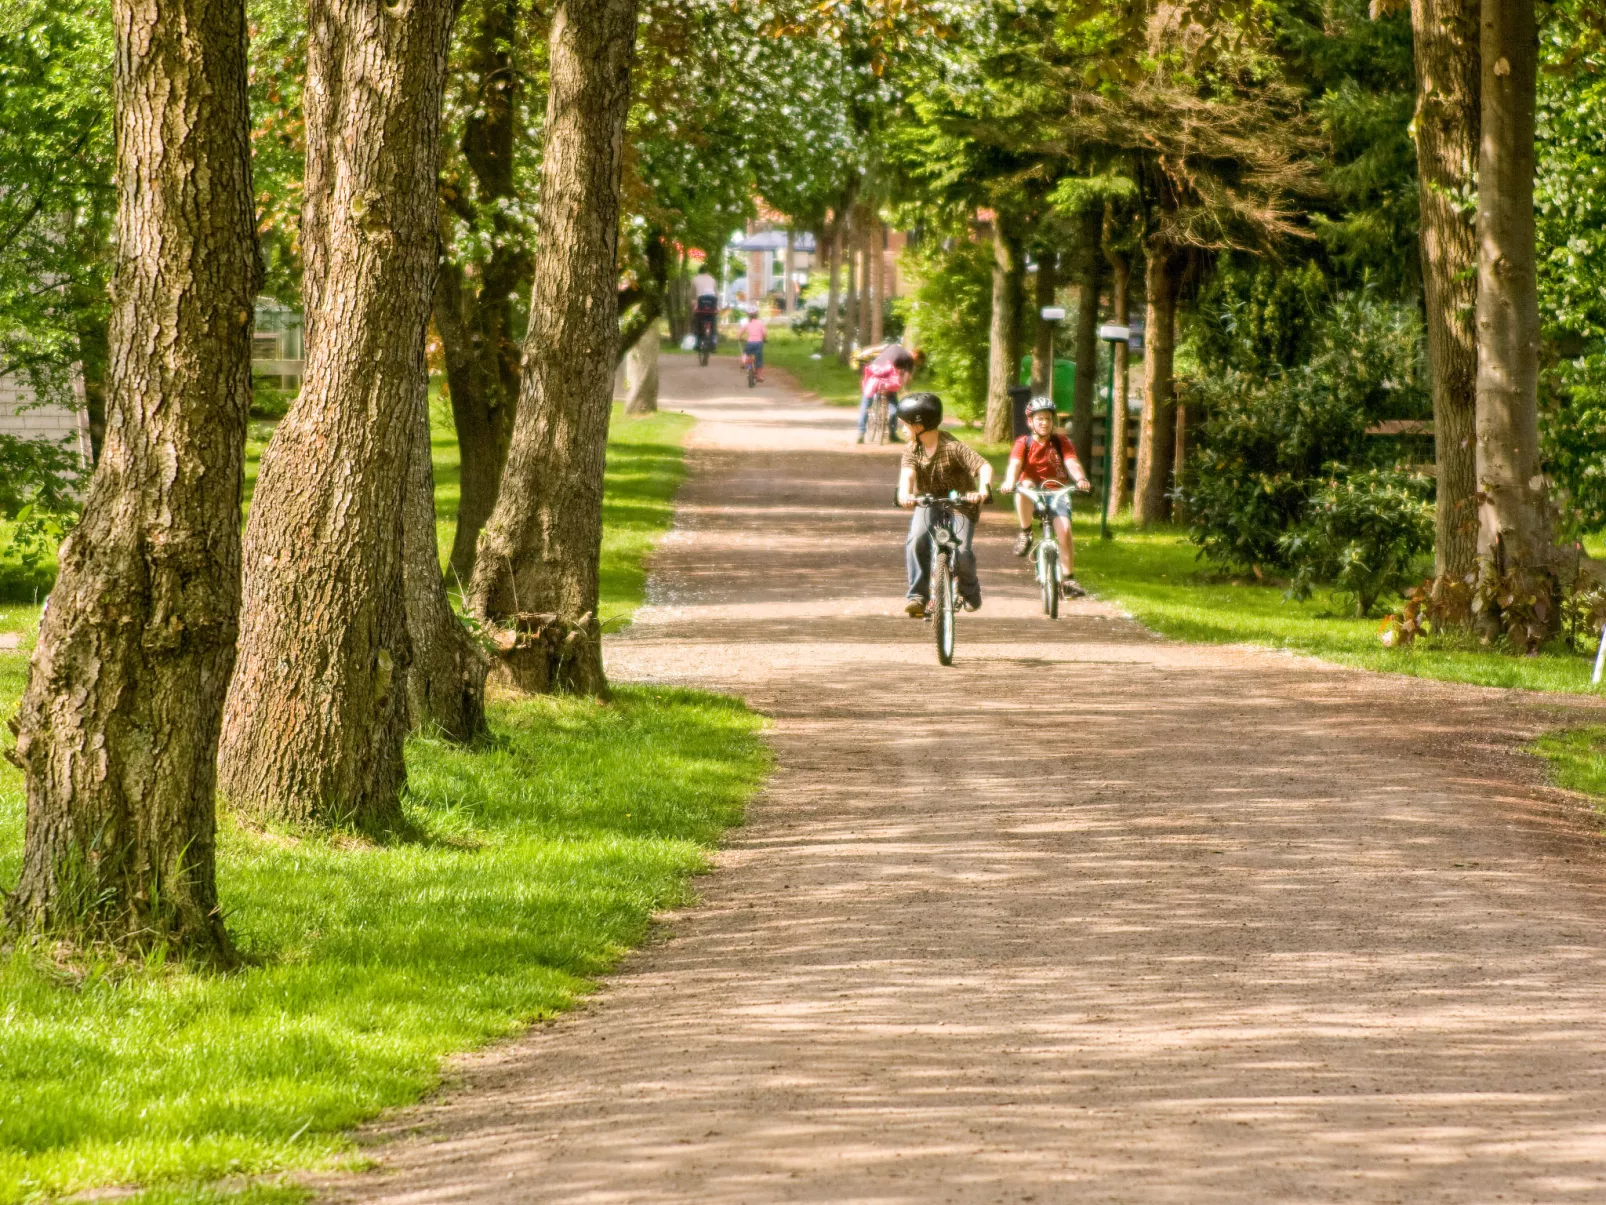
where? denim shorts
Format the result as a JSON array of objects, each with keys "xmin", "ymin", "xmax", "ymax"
[{"xmin": 1025, "ymin": 487, "xmax": 1072, "ymax": 519}]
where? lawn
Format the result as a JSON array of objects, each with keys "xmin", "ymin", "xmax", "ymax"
[
  {"xmin": 0, "ymin": 396, "xmax": 766, "ymax": 1204},
  {"xmin": 760, "ymin": 326, "xmax": 865, "ymax": 407},
  {"xmin": 1533, "ymin": 727, "xmax": 1606, "ymax": 805}
]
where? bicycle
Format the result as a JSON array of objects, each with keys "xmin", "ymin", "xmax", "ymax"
[
  {"xmin": 1012, "ymin": 482, "xmax": 1076, "ymax": 618},
  {"xmin": 692, "ymin": 305, "xmax": 718, "ymax": 367},
  {"xmin": 743, "ymin": 351, "xmax": 758, "ymax": 388},
  {"xmin": 913, "ymin": 491, "xmax": 973, "ymax": 665}
]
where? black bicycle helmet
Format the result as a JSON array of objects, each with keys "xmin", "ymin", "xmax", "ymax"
[
  {"xmin": 1026, "ymin": 394, "xmax": 1056, "ymax": 416},
  {"xmin": 896, "ymin": 392, "xmax": 943, "ymax": 430}
]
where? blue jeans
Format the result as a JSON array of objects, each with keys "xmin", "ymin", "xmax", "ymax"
[
  {"xmin": 858, "ymin": 390, "xmax": 901, "ymax": 440},
  {"xmin": 906, "ymin": 507, "xmax": 979, "ymax": 606},
  {"xmin": 743, "ymin": 341, "xmax": 764, "ymax": 369}
]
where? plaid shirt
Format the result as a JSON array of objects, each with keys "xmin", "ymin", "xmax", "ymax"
[{"xmin": 902, "ymin": 432, "xmax": 988, "ymax": 519}]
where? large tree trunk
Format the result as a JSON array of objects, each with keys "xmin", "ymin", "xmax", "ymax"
[
  {"xmin": 463, "ymin": 0, "xmax": 638, "ymax": 698},
  {"xmin": 624, "ymin": 323, "xmax": 659, "ymax": 415},
  {"xmin": 219, "ymin": 0, "xmax": 459, "ymax": 826},
  {"xmin": 1134, "ymin": 246, "xmax": 1181, "ymax": 527},
  {"xmin": 1106, "ymin": 247, "xmax": 1133, "ymax": 517},
  {"xmin": 1071, "ymin": 207, "xmax": 1103, "ymax": 466},
  {"xmin": 5, "ymin": 0, "xmax": 258, "ymax": 959},
  {"xmin": 1474, "ymin": 0, "xmax": 1554, "ymax": 642},
  {"xmin": 821, "ymin": 218, "xmax": 843, "ymax": 358},
  {"xmin": 434, "ymin": 0, "xmax": 530, "ymax": 584},
  {"xmin": 1030, "ymin": 248, "xmax": 1058, "ymax": 398},
  {"xmin": 404, "ymin": 379, "xmax": 487, "ymax": 743},
  {"xmin": 984, "ymin": 212, "xmax": 1026, "ymax": 443},
  {"xmin": 1411, "ymin": 0, "xmax": 1481, "ymax": 583}
]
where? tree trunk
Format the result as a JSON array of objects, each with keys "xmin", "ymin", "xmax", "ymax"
[
  {"xmin": 219, "ymin": 0, "xmax": 459, "ymax": 826},
  {"xmin": 1134, "ymin": 246, "xmax": 1181, "ymax": 527},
  {"xmin": 665, "ymin": 253, "xmax": 689, "ymax": 343},
  {"xmin": 404, "ymin": 376, "xmax": 487, "ymax": 743},
  {"xmin": 1030, "ymin": 248, "xmax": 1058, "ymax": 398},
  {"xmin": 870, "ymin": 220, "xmax": 885, "ymax": 344},
  {"xmin": 1071, "ymin": 208, "xmax": 1104, "ymax": 467},
  {"xmin": 985, "ymin": 213, "xmax": 1026, "ymax": 443},
  {"xmin": 839, "ymin": 213, "xmax": 859, "ymax": 367},
  {"xmin": 1474, "ymin": 0, "xmax": 1554, "ymax": 642},
  {"xmin": 5, "ymin": 0, "xmax": 258, "ymax": 959},
  {"xmin": 463, "ymin": 0, "xmax": 638, "ymax": 698},
  {"xmin": 784, "ymin": 228, "xmax": 798, "ymax": 317},
  {"xmin": 434, "ymin": 0, "xmax": 527, "ymax": 584},
  {"xmin": 821, "ymin": 217, "xmax": 843, "ymax": 358},
  {"xmin": 624, "ymin": 322, "xmax": 659, "ymax": 415},
  {"xmin": 1106, "ymin": 248, "xmax": 1133, "ymax": 517},
  {"xmin": 1172, "ymin": 393, "xmax": 1191, "ymax": 526},
  {"xmin": 1411, "ymin": 0, "xmax": 1481, "ymax": 583},
  {"xmin": 856, "ymin": 215, "xmax": 874, "ymax": 350}
]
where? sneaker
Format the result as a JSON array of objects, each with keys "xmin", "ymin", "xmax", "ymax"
[
  {"xmin": 1061, "ymin": 578, "xmax": 1087, "ymax": 599},
  {"xmin": 1012, "ymin": 529, "xmax": 1032, "ymax": 557},
  {"xmin": 904, "ymin": 598, "xmax": 927, "ymax": 619}
]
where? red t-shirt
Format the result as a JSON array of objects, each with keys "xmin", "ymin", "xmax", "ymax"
[{"xmin": 1011, "ymin": 432, "xmax": 1081, "ymax": 485}]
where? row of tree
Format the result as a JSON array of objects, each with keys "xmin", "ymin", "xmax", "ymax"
[{"xmin": 2, "ymin": 0, "xmax": 886, "ymax": 961}]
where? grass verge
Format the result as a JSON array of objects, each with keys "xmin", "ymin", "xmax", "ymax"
[
  {"xmin": 0, "ymin": 397, "xmax": 766, "ymax": 1204},
  {"xmin": 1532, "ymin": 727, "xmax": 1606, "ymax": 803},
  {"xmin": 759, "ymin": 327, "xmax": 864, "ymax": 407}
]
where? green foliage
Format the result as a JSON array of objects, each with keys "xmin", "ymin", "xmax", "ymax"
[
  {"xmin": 0, "ymin": 434, "xmax": 80, "ymax": 588},
  {"xmin": 1191, "ymin": 256, "xmax": 1330, "ymax": 376},
  {"xmin": 1186, "ymin": 290, "xmax": 1428, "ymax": 575},
  {"xmin": 1280, "ymin": 467, "xmax": 1434, "ymax": 615},
  {"xmin": 1542, "ymin": 354, "xmax": 1606, "ymax": 535},
  {"xmin": 0, "ymin": 0, "xmax": 112, "ymax": 402},
  {"xmin": 899, "ymin": 235, "xmax": 992, "ymax": 423}
]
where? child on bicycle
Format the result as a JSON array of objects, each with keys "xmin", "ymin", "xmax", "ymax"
[
  {"xmin": 1000, "ymin": 396, "xmax": 1091, "ymax": 599},
  {"xmin": 895, "ymin": 392, "xmax": 992, "ymax": 617},
  {"xmin": 739, "ymin": 307, "xmax": 767, "ymax": 382}
]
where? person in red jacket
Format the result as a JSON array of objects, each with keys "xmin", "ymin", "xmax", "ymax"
[{"xmin": 1000, "ymin": 395, "xmax": 1092, "ymax": 597}]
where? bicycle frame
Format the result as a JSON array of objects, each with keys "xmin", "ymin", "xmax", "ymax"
[
  {"xmin": 1015, "ymin": 483, "xmax": 1073, "ymax": 617},
  {"xmin": 914, "ymin": 493, "xmax": 964, "ymax": 664}
]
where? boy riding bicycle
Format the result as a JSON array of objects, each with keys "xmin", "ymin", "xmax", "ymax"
[
  {"xmin": 895, "ymin": 392, "xmax": 992, "ymax": 618},
  {"xmin": 1000, "ymin": 396, "xmax": 1091, "ymax": 599}
]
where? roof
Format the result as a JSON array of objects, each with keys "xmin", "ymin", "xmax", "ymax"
[{"xmin": 731, "ymin": 230, "xmax": 817, "ymax": 253}]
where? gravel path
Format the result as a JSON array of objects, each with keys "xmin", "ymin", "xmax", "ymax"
[{"xmin": 322, "ymin": 357, "xmax": 1606, "ymax": 1204}]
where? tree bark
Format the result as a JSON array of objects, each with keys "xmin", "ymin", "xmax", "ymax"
[
  {"xmin": 1030, "ymin": 248, "xmax": 1058, "ymax": 398},
  {"xmin": 624, "ymin": 322, "xmax": 659, "ymax": 415},
  {"xmin": 6, "ymin": 0, "xmax": 258, "ymax": 959},
  {"xmin": 839, "ymin": 212, "xmax": 859, "ymax": 366},
  {"xmin": 219, "ymin": 0, "xmax": 459, "ymax": 826},
  {"xmin": 784, "ymin": 228, "xmax": 798, "ymax": 318},
  {"xmin": 1105, "ymin": 247, "xmax": 1133, "ymax": 517},
  {"xmin": 463, "ymin": 0, "xmax": 638, "ymax": 697},
  {"xmin": 433, "ymin": 0, "xmax": 528, "ymax": 584},
  {"xmin": 856, "ymin": 215, "xmax": 874, "ymax": 350},
  {"xmin": 821, "ymin": 216, "xmax": 843, "ymax": 358},
  {"xmin": 1134, "ymin": 246, "xmax": 1181, "ymax": 527},
  {"xmin": 1071, "ymin": 207, "xmax": 1104, "ymax": 467},
  {"xmin": 1474, "ymin": 0, "xmax": 1554, "ymax": 639},
  {"xmin": 870, "ymin": 220, "xmax": 885, "ymax": 345},
  {"xmin": 403, "ymin": 377, "xmax": 487, "ymax": 743},
  {"xmin": 985, "ymin": 212, "xmax": 1026, "ymax": 443},
  {"xmin": 1411, "ymin": 0, "xmax": 1481, "ymax": 583}
]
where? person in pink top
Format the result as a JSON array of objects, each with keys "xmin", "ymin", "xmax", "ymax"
[{"xmin": 739, "ymin": 308, "xmax": 767, "ymax": 381}]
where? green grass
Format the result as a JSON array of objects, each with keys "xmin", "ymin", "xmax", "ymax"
[
  {"xmin": 0, "ymin": 392, "xmax": 763, "ymax": 1204},
  {"xmin": 1532, "ymin": 727, "xmax": 1606, "ymax": 803},
  {"xmin": 757, "ymin": 327, "xmax": 865, "ymax": 407}
]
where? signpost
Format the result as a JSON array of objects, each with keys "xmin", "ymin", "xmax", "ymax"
[{"xmin": 1096, "ymin": 324, "xmax": 1129, "ymax": 540}]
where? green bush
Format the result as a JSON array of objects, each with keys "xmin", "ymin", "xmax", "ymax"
[
  {"xmin": 898, "ymin": 236, "xmax": 992, "ymax": 423},
  {"xmin": 1185, "ymin": 289, "xmax": 1428, "ymax": 577},
  {"xmin": 1280, "ymin": 467, "xmax": 1434, "ymax": 615},
  {"xmin": 0, "ymin": 432, "xmax": 80, "ymax": 578},
  {"xmin": 1541, "ymin": 352, "xmax": 1606, "ymax": 536}
]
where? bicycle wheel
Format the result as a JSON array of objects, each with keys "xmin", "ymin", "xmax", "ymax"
[
  {"xmin": 747, "ymin": 361, "xmax": 757, "ymax": 388},
  {"xmin": 698, "ymin": 344, "xmax": 710, "ymax": 367},
  {"xmin": 933, "ymin": 552, "xmax": 955, "ymax": 665},
  {"xmin": 1041, "ymin": 545, "xmax": 1059, "ymax": 618}
]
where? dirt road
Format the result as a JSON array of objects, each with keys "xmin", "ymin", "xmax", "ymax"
[{"xmin": 326, "ymin": 357, "xmax": 1606, "ymax": 1203}]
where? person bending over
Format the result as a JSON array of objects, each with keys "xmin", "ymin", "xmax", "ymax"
[
  {"xmin": 858, "ymin": 344, "xmax": 916, "ymax": 444},
  {"xmin": 895, "ymin": 392, "xmax": 992, "ymax": 618},
  {"xmin": 999, "ymin": 395, "xmax": 1091, "ymax": 598}
]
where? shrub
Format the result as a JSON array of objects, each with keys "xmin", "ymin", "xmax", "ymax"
[
  {"xmin": 1185, "ymin": 289, "xmax": 1429, "ymax": 576},
  {"xmin": 0, "ymin": 431, "xmax": 81, "ymax": 592},
  {"xmin": 1280, "ymin": 467, "xmax": 1434, "ymax": 615},
  {"xmin": 897, "ymin": 236, "xmax": 992, "ymax": 423}
]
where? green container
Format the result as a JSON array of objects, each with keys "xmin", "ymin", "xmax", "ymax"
[{"xmin": 1018, "ymin": 356, "xmax": 1077, "ymax": 414}]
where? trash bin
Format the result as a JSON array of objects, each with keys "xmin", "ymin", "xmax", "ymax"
[{"xmin": 1008, "ymin": 385, "xmax": 1033, "ymax": 440}]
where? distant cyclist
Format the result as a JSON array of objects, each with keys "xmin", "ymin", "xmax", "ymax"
[
  {"xmin": 999, "ymin": 395, "xmax": 1091, "ymax": 598},
  {"xmin": 896, "ymin": 392, "xmax": 991, "ymax": 617},
  {"xmin": 690, "ymin": 268, "xmax": 720, "ymax": 350},
  {"xmin": 739, "ymin": 307, "xmax": 767, "ymax": 382}
]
